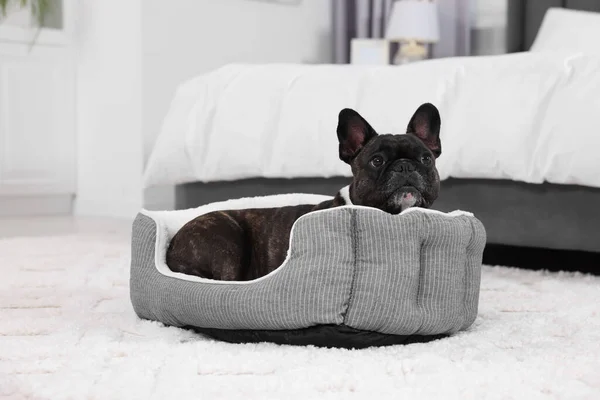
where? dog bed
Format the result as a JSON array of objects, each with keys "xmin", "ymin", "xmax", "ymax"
[{"xmin": 130, "ymin": 193, "xmax": 486, "ymax": 349}]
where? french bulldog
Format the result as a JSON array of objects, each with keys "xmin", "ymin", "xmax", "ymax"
[{"xmin": 166, "ymin": 103, "xmax": 442, "ymax": 281}]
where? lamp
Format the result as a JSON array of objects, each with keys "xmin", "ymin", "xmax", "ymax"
[{"xmin": 385, "ymin": 0, "xmax": 440, "ymax": 64}]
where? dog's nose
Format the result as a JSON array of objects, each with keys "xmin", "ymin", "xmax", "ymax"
[{"xmin": 396, "ymin": 160, "xmax": 416, "ymax": 174}]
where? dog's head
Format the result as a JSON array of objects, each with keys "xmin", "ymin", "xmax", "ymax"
[{"xmin": 337, "ymin": 103, "xmax": 441, "ymax": 214}]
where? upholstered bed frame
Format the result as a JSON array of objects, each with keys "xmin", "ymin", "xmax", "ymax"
[
  {"xmin": 173, "ymin": 1, "xmax": 600, "ymax": 256},
  {"xmin": 175, "ymin": 178, "xmax": 600, "ymax": 254}
]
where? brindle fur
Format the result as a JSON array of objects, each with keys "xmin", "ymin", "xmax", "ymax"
[
  {"xmin": 167, "ymin": 103, "xmax": 442, "ymax": 281},
  {"xmin": 166, "ymin": 196, "xmax": 345, "ymax": 280}
]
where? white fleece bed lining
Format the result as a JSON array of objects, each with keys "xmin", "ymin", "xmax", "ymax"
[{"xmin": 142, "ymin": 189, "xmax": 473, "ymax": 285}]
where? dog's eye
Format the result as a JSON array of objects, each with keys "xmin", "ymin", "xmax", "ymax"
[
  {"xmin": 370, "ymin": 156, "xmax": 384, "ymax": 168},
  {"xmin": 421, "ymin": 155, "xmax": 433, "ymax": 165}
]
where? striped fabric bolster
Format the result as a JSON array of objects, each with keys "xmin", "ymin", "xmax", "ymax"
[{"xmin": 130, "ymin": 205, "xmax": 486, "ymax": 336}]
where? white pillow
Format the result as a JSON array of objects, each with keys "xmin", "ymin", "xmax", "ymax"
[{"xmin": 530, "ymin": 8, "xmax": 600, "ymax": 54}]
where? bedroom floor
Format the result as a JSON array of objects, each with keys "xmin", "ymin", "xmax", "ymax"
[{"xmin": 2, "ymin": 216, "xmax": 600, "ymax": 399}]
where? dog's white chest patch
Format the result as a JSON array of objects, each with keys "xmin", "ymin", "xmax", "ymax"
[{"xmin": 393, "ymin": 192, "xmax": 417, "ymax": 212}]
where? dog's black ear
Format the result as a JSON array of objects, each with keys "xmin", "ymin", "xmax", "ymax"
[
  {"xmin": 337, "ymin": 108, "xmax": 378, "ymax": 163},
  {"xmin": 407, "ymin": 103, "xmax": 441, "ymax": 158}
]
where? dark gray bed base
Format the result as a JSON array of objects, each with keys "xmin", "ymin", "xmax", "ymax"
[
  {"xmin": 507, "ymin": 0, "xmax": 600, "ymax": 53},
  {"xmin": 175, "ymin": 178, "xmax": 600, "ymax": 254}
]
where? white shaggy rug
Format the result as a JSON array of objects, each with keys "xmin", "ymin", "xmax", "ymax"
[{"xmin": 1, "ymin": 234, "xmax": 600, "ymax": 400}]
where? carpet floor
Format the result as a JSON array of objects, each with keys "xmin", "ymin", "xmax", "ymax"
[{"xmin": 1, "ymin": 234, "xmax": 599, "ymax": 400}]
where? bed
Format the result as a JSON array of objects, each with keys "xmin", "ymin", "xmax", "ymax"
[
  {"xmin": 130, "ymin": 196, "xmax": 486, "ymax": 348},
  {"xmin": 144, "ymin": 1, "xmax": 600, "ymax": 255}
]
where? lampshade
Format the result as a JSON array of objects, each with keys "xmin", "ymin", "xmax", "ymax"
[{"xmin": 385, "ymin": 0, "xmax": 440, "ymax": 43}]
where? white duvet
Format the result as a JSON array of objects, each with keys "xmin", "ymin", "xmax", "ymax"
[{"xmin": 144, "ymin": 51, "xmax": 600, "ymax": 188}]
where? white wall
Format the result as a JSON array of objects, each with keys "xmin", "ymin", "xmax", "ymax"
[
  {"xmin": 74, "ymin": 0, "xmax": 332, "ymax": 216},
  {"xmin": 141, "ymin": 0, "xmax": 332, "ymax": 209},
  {"xmin": 75, "ymin": 0, "xmax": 144, "ymax": 218}
]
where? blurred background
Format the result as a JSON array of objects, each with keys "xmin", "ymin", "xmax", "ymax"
[{"xmin": 0, "ymin": 0, "xmax": 507, "ymax": 221}]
